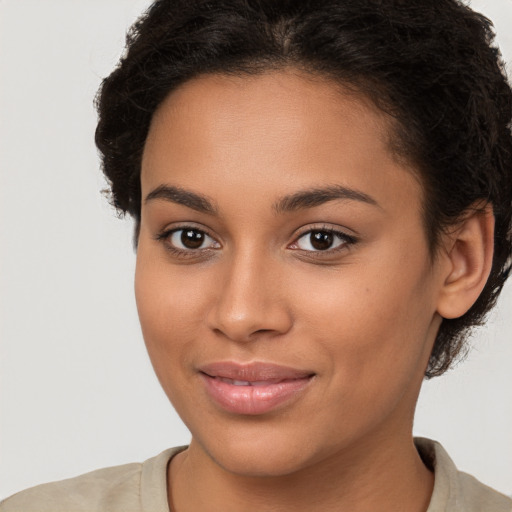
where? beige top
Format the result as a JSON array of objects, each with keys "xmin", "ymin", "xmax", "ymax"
[{"xmin": 1, "ymin": 438, "xmax": 510, "ymax": 512}]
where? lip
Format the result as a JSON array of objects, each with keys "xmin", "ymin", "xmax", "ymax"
[{"xmin": 198, "ymin": 362, "xmax": 315, "ymax": 415}]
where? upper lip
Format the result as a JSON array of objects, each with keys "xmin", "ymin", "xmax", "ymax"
[{"xmin": 198, "ymin": 361, "xmax": 315, "ymax": 382}]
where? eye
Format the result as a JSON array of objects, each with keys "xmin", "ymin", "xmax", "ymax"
[
  {"xmin": 157, "ymin": 227, "xmax": 220, "ymax": 252},
  {"xmin": 291, "ymin": 229, "xmax": 355, "ymax": 252}
]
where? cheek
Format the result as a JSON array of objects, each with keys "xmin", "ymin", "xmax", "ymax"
[
  {"xmin": 298, "ymin": 285, "xmax": 430, "ymax": 439},
  {"xmin": 134, "ymin": 247, "xmax": 207, "ymax": 368},
  {"xmin": 134, "ymin": 257, "xmax": 213, "ymax": 422},
  {"xmin": 297, "ymin": 260, "xmax": 436, "ymax": 390}
]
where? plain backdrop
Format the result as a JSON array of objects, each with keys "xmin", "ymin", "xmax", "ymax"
[{"xmin": 1, "ymin": 0, "xmax": 511, "ymax": 500}]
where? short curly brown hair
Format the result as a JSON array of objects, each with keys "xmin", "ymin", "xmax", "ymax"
[{"xmin": 95, "ymin": 0, "xmax": 512, "ymax": 378}]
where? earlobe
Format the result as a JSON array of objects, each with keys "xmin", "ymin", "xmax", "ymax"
[{"xmin": 436, "ymin": 205, "xmax": 495, "ymax": 320}]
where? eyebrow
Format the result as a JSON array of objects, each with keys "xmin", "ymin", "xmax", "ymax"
[
  {"xmin": 144, "ymin": 183, "xmax": 379, "ymax": 215},
  {"xmin": 273, "ymin": 185, "xmax": 380, "ymax": 214},
  {"xmin": 145, "ymin": 185, "xmax": 217, "ymax": 214}
]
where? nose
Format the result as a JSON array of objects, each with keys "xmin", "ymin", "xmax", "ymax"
[{"xmin": 206, "ymin": 250, "xmax": 293, "ymax": 342}]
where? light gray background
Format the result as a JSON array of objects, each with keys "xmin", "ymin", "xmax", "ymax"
[{"xmin": 1, "ymin": 0, "xmax": 511, "ymax": 500}]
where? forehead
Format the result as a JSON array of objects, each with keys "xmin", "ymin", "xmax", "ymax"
[
  {"xmin": 145, "ymin": 70, "xmax": 393, "ymax": 162},
  {"xmin": 141, "ymin": 70, "xmax": 423, "ymax": 216}
]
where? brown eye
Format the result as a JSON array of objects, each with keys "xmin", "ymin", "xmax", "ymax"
[
  {"xmin": 310, "ymin": 231, "xmax": 334, "ymax": 250},
  {"xmin": 293, "ymin": 229, "xmax": 353, "ymax": 252},
  {"xmin": 166, "ymin": 228, "xmax": 220, "ymax": 251},
  {"xmin": 181, "ymin": 229, "xmax": 205, "ymax": 249}
]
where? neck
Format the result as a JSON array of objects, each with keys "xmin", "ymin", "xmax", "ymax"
[{"xmin": 168, "ymin": 429, "xmax": 434, "ymax": 512}]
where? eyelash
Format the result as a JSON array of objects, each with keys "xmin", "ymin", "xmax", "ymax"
[
  {"xmin": 290, "ymin": 226, "xmax": 357, "ymax": 257},
  {"xmin": 155, "ymin": 226, "xmax": 220, "ymax": 258},
  {"xmin": 155, "ymin": 225, "xmax": 357, "ymax": 259}
]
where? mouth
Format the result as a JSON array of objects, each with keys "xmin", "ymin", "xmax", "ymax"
[
  {"xmin": 198, "ymin": 362, "xmax": 315, "ymax": 415},
  {"xmin": 211, "ymin": 377, "xmax": 300, "ymax": 386}
]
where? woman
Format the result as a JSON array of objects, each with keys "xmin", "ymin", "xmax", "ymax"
[{"xmin": 2, "ymin": 0, "xmax": 511, "ymax": 510}]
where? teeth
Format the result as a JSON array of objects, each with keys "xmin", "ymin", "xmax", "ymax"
[
  {"xmin": 216, "ymin": 377, "xmax": 284, "ymax": 386},
  {"xmin": 251, "ymin": 381, "xmax": 274, "ymax": 386},
  {"xmin": 233, "ymin": 380, "xmax": 251, "ymax": 386},
  {"xmin": 219, "ymin": 377, "xmax": 251, "ymax": 386}
]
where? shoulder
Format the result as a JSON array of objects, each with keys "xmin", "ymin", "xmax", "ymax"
[
  {"xmin": 0, "ymin": 463, "xmax": 142, "ymax": 512},
  {"xmin": 455, "ymin": 471, "xmax": 512, "ymax": 511},
  {"xmin": 415, "ymin": 438, "xmax": 512, "ymax": 512},
  {"xmin": 0, "ymin": 447, "xmax": 185, "ymax": 512}
]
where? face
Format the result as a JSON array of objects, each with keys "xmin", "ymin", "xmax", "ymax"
[{"xmin": 136, "ymin": 70, "xmax": 445, "ymax": 477}]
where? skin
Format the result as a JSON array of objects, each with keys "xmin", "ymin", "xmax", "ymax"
[{"xmin": 135, "ymin": 70, "xmax": 494, "ymax": 512}]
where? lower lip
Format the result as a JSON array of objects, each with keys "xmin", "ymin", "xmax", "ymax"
[{"xmin": 200, "ymin": 374, "xmax": 313, "ymax": 415}]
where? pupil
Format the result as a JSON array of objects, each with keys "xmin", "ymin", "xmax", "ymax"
[
  {"xmin": 181, "ymin": 229, "xmax": 204, "ymax": 249},
  {"xmin": 310, "ymin": 231, "xmax": 333, "ymax": 250}
]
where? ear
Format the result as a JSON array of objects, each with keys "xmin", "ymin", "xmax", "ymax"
[{"xmin": 436, "ymin": 205, "xmax": 495, "ymax": 320}]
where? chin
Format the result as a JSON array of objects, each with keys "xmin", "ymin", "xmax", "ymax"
[
  {"xmin": 189, "ymin": 419, "xmax": 336, "ymax": 478},
  {"xmin": 209, "ymin": 444, "xmax": 314, "ymax": 478}
]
